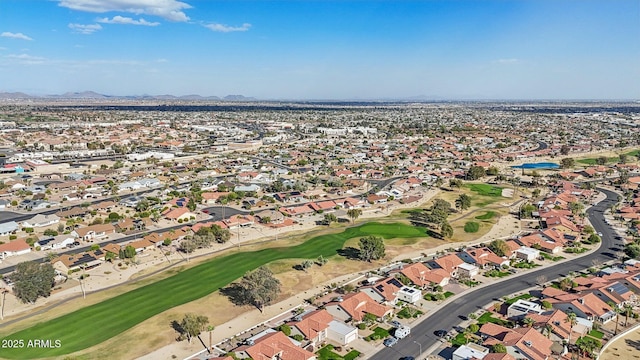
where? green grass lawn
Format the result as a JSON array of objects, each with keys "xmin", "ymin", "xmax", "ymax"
[
  {"xmin": 588, "ymin": 329, "xmax": 604, "ymax": 339},
  {"xmin": 465, "ymin": 184, "xmax": 504, "ymax": 197},
  {"xmin": 477, "ymin": 312, "xmax": 513, "ymax": 327},
  {"xmin": 540, "ymin": 252, "xmax": 565, "ymax": 261},
  {"xmin": 577, "ymin": 149, "xmax": 640, "ymax": 165},
  {"xmin": 396, "ymin": 306, "xmax": 424, "ymax": 318},
  {"xmin": 475, "ymin": 211, "xmax": 496, "ymax": 220},
  {"xmin": 316, "ymin": 345, "xmax": 361, "ymax": 360},
  {"xmin": 504, "ymin": 293, "xmax": 533, "ymax": 305},
  {"xmin": 451, "ymin": 333, "xmax": 468, "ymax": 346},
  {"xmin": 364, "ymin": 327, "xmax": 391, "ymax": 341},
  {"xmin": 485, "ymin": 269, "xmax": 511, "ymax": 278},
  {"xmin": 0, "ymin": 222, "xmax": 427, "ymax": 359},
  {"xmin": 464, "ymin": 221, "xmax": 480, "ymax": 233}
]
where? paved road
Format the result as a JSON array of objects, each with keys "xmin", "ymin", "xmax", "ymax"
[
  {"xmin": 370, "ymin": 187, "xmax": 622, "ymax": 360},
  {"xmin": 0, "ymin": 206, "xmax": 246, "ymax": 275}
]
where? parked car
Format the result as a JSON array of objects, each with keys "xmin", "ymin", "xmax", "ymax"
[
  {"xmin": 384, "ymin": 337, "xmax": 398, "ymax": 347},
  {"xmin": 434, "ymin": 329, "xmax": 447, "ymax": 338},
  {"xmin": 399, "ymin": 357, "xmax": 415, "ymax": 360}
]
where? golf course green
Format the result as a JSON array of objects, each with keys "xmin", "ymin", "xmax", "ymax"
[{"xmin": 0, "ymin": 222, "xmax": 428, "ymax": 359}]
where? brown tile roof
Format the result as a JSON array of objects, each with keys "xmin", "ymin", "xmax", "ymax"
[
  {"xmin": 288, "ymin": 309, "xmax": 333, "ymax": 340},
  {"xmin": 245, "ymin": 331, "xmax": 315, "ymax": 360}
]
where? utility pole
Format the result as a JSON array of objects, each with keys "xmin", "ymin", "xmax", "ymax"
[
  {"xmin": 1, "ymin": 288, "xmax": 8, "ymax": 320},
  {"xmin": 413, "ymin": 340, "xmax": 422, "ymax": 358}
]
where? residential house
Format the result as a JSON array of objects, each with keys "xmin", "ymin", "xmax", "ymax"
[
  {"xmin": 0, "ymin": 239, "xmax": 31, "ymax": 260},
  {"xmin": 325, "ymin": 292, "xmax": 393, "ymax": 322},
  {"xmin": 514, "ymin": 247, "xmax": 540, "ymax": 262},
  {"xmin": 288, "ymin": 309, "xmax": 332, "ymax": 348},
  {"xmin": 527, "ymin": 309, "xmax": 590, "ymax": 343},
  {"xmin": 431, "ymin": 253, "xmax": 465, "ymax": 278},
  {"xmin": 401, "ymin": 262, "xmax": 450, "ymax": 288},
  {"xmin": 0, "ymin": 221, "xmax": 19, "ymax": 236},
  {"xmin": 163, "ymin": 207, "xmax": 195, "ymax": 222},
  {"xmin": 242, "ymin": 330, "xmax": 316, "ymax": 360},
  {"xmin": 459, "ymin": 247, "xmax": 509, "ymax": 269},
  {"xmin": 452, "ymin": 343, "xmax": 490, "ymax": 360},
  {"xmin": 255, "ymin": 210, "xmax": 285, "ymax": 224},
  {"xmin": 480, "ymin": 322, "xmax": 554, "ymax": 360},
  {"xmin": 35, "ymin": 234, "xmax": 74, "ymax": 250},
  {"xmin": 327, "ymin": 320, "xmax": 358, "ymax": 346},
  {"xmin": 22, "ymin": 213, "xmax": 60, "ymax": 228},
  {"xmin": 550, "ymin": 292, "xmax": 616, "ymax": 323},
  {"xmin": 506, "ymin": 299, "xmax": 544, "ymax": 320},
  {"xmin": 72, "ymin": 224, "xmax": 115, "ymax": 242},
  {"xmin": 52, "ymin": 250, "xmax": 104, "ymax": 273}
]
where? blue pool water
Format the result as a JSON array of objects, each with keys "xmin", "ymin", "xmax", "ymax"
[{"xmin": 511, "ymin": 162, "xmax": 560, "ymax": 169}]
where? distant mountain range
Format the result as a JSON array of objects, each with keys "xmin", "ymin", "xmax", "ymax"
[{"xmin": 0, "ymin": 91, "xmax": 256, "ymax": 101}]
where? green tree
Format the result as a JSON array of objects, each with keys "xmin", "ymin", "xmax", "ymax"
[
  {"xmin": 43, "ymin": 229, "xmax": 58, "ymax": 236},
  {"xmin": 237, "ymin": 266, "xmax": 281, "ymax": 312},
  {"xmin": 491, "ymin": 343, "xmax": 507, "ymax": 353},
  {"xmin": 561, "ymin": 157, "xmax": 575, "ymax": 169},
  {"xmin": 323, "ymin": 213, "xmax": 337, "ymax": 225},
  {"xmin": 440, "ymin": 221, "xmax": 454, "ymax": 239},
  {"xmin": 519, "ymin": 203, "xmax": 537, "ymax": 219},
  {"xmin": 176, "ymin": 313, "xmax": 209, "ymax": 343},
  {"xmin": 278, "ymin": 324, "xmax": 292, "ymax": 336},
  {"xmin": 624, "ymin": 243, "xmax": 640, "ymax": 259},
  {"xmin": 466, "ymin": 166, "xmax": 486, "ymax": 180},
  {"xmin": 347, "ymin": 208, "xmax": 362, "ymax": 224},
  {"xmin": 596, "ymin": 156, "xmax": 608, "ymax": 165},
  {"xmin": 489, "ymin": 239, "xmax": 510, "ymax": 257},
  {"xmin": 10, "ymin": 261, "xmax": 56, "ymax": 304},
  {"xmin": 455, "ymin": 194, "xmax": 472, "ymax": 211},
  {"xmin": 358, "ymin": 235, "xmax": 385, "ymax": 262},
  {"xmin": 449, "ymin": 178, "xmax": 463, "ymax": 190},
  {"xmin": 300, "ymin": 260, "xmax": 314, "ymax": 272},
  {"xmin": 187, "ymin": 198, "xmax": 197, "ymax": 212},
  {"xmin": 316, "ymin": 255, "xmax": 328, "ymax": 266},
  {"xmin": 575, "ymin": 336, "xmax": 601, "ymax": 358}
]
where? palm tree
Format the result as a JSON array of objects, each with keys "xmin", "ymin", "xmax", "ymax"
[
  {"xmin": 565, "ymin": 312, "xmax": 577, "ymax": 346},
  {"xmin": 543, "ymin": 323, "xmax": 554, "ymax": 338},
  {"xmin": 207, "ymin": 325, "xmax": 215, "ymax": 352},
  {"xmin": 523, "ymin": 317, "xmax": 535, "ymax": 328},
  {"xmin": 608, "ymin": 301, "xmax": 623, "ymax": 335},
  {"xmin": 623, "ymin": 304, "xmax": 634, "ymax": 326}
]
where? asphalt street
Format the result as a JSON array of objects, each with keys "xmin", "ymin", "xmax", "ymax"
[
  {"xmin": 370, "ymin": 187, "xmax": 622, "ymax": 360},
  {"xmin": 0, "ymin": 205, "xmax": 245, "ymax": 275}
]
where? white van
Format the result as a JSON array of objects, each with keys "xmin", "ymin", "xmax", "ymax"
[{"xmin": 394, "ymin": 325, "xmax": 411, "ymax": 339}]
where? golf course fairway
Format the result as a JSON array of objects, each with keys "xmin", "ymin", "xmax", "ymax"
[{"xmin": 0, "ymin": 222, "xmax": 428, "ymax": 359}]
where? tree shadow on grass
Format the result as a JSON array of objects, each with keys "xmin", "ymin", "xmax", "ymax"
[
  {"xmin": 337, "ymin": 246, "xmax": 360, "ymax": 260},
  {"xmin": 220, "ymin": 283, "xmax": 251, "ymax": 307}
]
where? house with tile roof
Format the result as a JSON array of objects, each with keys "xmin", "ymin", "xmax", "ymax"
[
  {"xmin": 0, "ymin": 239, "xmax": 31, "ymax": 260},
  {"xmin": 431, "ymin": 253, "xmax": 465, "ymax": 278},
  {"xmin": 480, "ymin": 323, "xmax": 554, "ymax": 360},
  {"xmin": 401, "ymin": 262, "xmax": 450, "ymax": 288},
  {"xmin": 325, "ymin": 292, "xmax": 393, "ymax": 322},
  {"xmin": 72, "ymin": 224, "xmax": 115, "ymax": 241},
  {"xmin": 288, "ymin": 309, "xmax": 332, "ymax": 347},
  {"xmin": 549, "ymin": 292, "xmax": 616, "ymax": 323},
  {"xmin": 243, "ymin": 330, "xmax": 316, "ymax": 360}
]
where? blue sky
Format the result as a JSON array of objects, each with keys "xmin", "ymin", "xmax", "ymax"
[{"xmin": 0, "ymin": 0, "xmax": 638, "ymax": 99}]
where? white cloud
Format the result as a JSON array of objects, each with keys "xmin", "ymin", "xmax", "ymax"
[
  {"xmin": 68, "ymin": 23, "xmax": 103, "ymax": 34},
  {"xmin": 494, "ymin": 58, "xmax": 519, "ymax": 64},
  {"xmin": 5, "ymin": 53, "xmax": 46, "ymax": 65},
  {"xmin": 1, "ymin": 32, "xmax": 33, "ymax": 41},
  {"xmin": 97, "ymin": 16, "xmax": 160, "ymax": 26},
  {"xmin": 58, "ymin": 0, "xmax": 191, "ymax": 22},
  {"xmin": 204, "ymin": 23, "xmax": 251, "ymax": 33}
]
